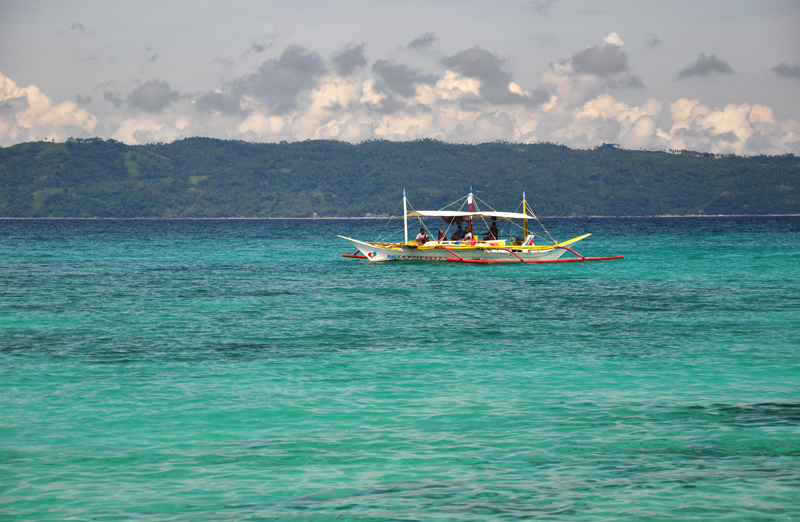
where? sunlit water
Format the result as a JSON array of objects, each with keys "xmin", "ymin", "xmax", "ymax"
[{"xmin": 2, "ymin": 217, "xmax": 799, "ymax": 521}]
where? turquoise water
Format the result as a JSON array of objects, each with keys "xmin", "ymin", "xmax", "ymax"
[{"xmin": 1, "ymin": 217, "xmax": 799, "ymax": 521}]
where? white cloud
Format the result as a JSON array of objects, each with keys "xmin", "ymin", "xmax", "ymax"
[
  {"xmin": 379, "ymin": 113, "xmax": 434, "ymax": 140},
  {"xmin": 235, "ymin": 113, "xmax": 286, "ymax": 136},
  {"xmin": 435, "ymin": 71, "xmax": 480, "ymax": 101},
  {"xmin": 0, "ymin": 71, "xmax": 97, "ymax": 146},
  {"xmin": 310, "ymin": 75, "xmax": 363, "ymax": 111},
  {"xmin": 662, "ymin": 99, "xmax": 800, "ymax": 155},
  {"xmin": 1, "ymin": 41, "xmax": 798, "ymax": 156},
  {"xmin": 749, "ymin": 104, "xmax": 774, "ymax": 124},
  {"xmin": 359, "ymin": 79, "xmax": 384, "ymax": 105},
  {"xmin": 603, "ymin": 32, "xmax": 625, "ymax": 47},
  {"xmin": 527, "ymin": 94, "xmax": 661, "ymax": 149}
]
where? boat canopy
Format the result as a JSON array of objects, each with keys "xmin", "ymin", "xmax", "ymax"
[{"xmin": 407, "ymin": 210, "xmax": 533, "ymax": 221}]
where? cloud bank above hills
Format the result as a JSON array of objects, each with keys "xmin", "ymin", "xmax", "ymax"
[{"xmin": 1, "ymin": 1, "xmax": 798, "ymax": 155}]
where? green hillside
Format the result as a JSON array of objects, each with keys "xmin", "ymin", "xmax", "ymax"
[{"xmin": 0, "ymin": 137, "xmax": 797, "ymax": 217}]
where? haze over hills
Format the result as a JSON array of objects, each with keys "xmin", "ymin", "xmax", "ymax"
[{"xmin": 0, "ymin": 138, "xmax": 797, "ymax": 218}]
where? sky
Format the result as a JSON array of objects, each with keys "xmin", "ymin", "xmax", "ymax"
[{"xmin": 1, "ymin": 0, "xmax": 799, "ymax": 154}]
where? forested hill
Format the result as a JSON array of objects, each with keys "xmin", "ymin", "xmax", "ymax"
[{"xmin": 0, "ymin": 137, "xmax": 798, "ymax": 217}]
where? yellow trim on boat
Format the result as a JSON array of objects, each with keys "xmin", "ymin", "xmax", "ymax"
[
  {"xmin": 557, "ymin": 233, "xmax": 592, "ymax": 246},
  {"xmin": 364, "ymin": 233, "xmax": 591, "ymax": 251}
]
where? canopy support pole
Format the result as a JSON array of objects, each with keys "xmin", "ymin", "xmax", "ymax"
[
  {"xmin": 403, "ymin": 189, "xmax": 408, "ymax": 245},
  {"xmin": 468, "ymin": 185, "xmax": 473, "ymax": 237},
  {"xmin": 523, "ymin": 191, "xmax": 528, "ymax": 237}
]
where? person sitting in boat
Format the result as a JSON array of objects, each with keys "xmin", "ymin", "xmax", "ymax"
[
  {"xmin": 450, "ymin": 225, "xmax": 464, "ymax": 241},
  {"xmin": 483, "ymin": 220, "xmax": 499, "ymax": 240},
  {"xmin": 437, "ymin": 228, "xmax": 446, "ymax": 242},
  {"xmin": 463, "ymin": 225, "xmax": 473, "ymax": 241},
  {"xmin": 415, "ymin": 228, "xmax": 429, "ymax": 244}
]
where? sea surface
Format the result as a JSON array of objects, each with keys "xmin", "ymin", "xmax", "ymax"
[{"xmin": 1, "ymin": 217, "xmax": 799, "ymax": 521}]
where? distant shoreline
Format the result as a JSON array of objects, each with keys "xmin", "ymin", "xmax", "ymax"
[{"xmin": 2, "ymin": 214, "xmax": 799, "ymax": 220}]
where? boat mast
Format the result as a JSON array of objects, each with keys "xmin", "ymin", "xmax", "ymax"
[
  {"xmin": 523, "ymin": 191, "xmax": 528, "ymax": 237},
  {"xmin": 403, "ymin": 188, "xmax": 408, "ymax": 245}
]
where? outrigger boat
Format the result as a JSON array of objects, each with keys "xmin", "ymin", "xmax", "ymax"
[{"xmin": 339, "ymin": 188, "xmax": 623, "ymax": 264}]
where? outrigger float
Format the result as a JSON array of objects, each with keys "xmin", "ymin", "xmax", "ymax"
[{"xmin": 339, "ymin": 188, "xmax": 623, "ymax": 264}]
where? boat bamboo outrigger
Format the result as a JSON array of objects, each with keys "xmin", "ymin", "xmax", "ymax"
[{"xmin": 339, "ymin": 187, "xmax": 623, "ymax": 264}]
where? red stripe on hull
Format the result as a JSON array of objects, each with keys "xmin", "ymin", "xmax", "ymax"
[{"xmin": 442, "ymin": 255, "xmax": 624, "ymax": 263}]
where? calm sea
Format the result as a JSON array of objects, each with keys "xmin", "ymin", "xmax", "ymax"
[{"xmin": 1, "ymin": 217, "xmax": 799, "ymax": 521}]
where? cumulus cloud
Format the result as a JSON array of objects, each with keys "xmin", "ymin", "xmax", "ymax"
[
  {"xmin": 372, "ymin": 60, "xmax": 437, "ymax": 98},
  {"xmin": 441, "ymin": 48, "xmax": 550, "ymax": 106},
  {"xmin": 451, "ymin": 111, "xmax": 517, "ymax": 143},
  {"xmin": 771, "ymin": 62, "xmax": 800, "ymax": 79},
  {"xmin": 677, "ymin": 53, "xmax": 733, "ymax": 79},
  {"xmin": 545, "ymin": 34, "xmax": 644, "ymax": 94},
  {"xmin": 567, "ymin": 96, "xmax": 661, "ymax": 147},
  {"xmin": 0, "ymin": 95, "xmax": 29, "ymax": 120},
  {"xmin": 407, "ymin": 32, "xmax": 436, "ymax": 50},
  {"xmin": 196, "ymin": 91, "xmax": 246, "ymax": 115},
  {"xmin": 658, "ymin": 98, "xmax": 800, "ymax": 154},
  {"xmin": 525, "ymin": 93, "xmax": 799, "ymax": 155},
  {"xmin": 603, "ymin": 32, "xmax": 625, "ymax": 47},
  {"xmin": 644, "ymin": 34, "xmax": 661, "ymax": 48},
  {"xmin": 2, "ymin": 37, "xmax": 798, "ymax": 156},
  {"xmin": 129, "ymin": 80, "xmax": 178, "ymax": 112},
  {"xmin": 540, "ymin": 33, "xmax": 643, "ymax": 110},
  {"xmin": 368, "ymin": 95, "xmax": 408, "ymax": 115},
  {"xmin": 0, "ymin": 71, "xmax": 97, "ymax": 145},
  {"xmin": 572, "ymin": 43, "xmax": 628, "ymax": 76},
  {"xmin": 332, "ymin": 44, "xmax": 367, "ymax": 76},
  {"xmin": 234, "ymin": 45, "xmax": 326, "ymax": 114}
]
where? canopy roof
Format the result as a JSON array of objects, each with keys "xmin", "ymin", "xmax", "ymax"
[{"xmin": 407, "ymin": 210, "xmax": 533, "ymax": 221}]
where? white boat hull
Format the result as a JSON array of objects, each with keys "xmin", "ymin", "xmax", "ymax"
[{"xmin": 338, "ymin": 236, "xmax": 589, "ymax": 263}]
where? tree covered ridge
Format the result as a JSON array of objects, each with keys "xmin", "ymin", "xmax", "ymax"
[{"xmin": 0, "ymin": 137, "xmax": 797, "ymax": 217}]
